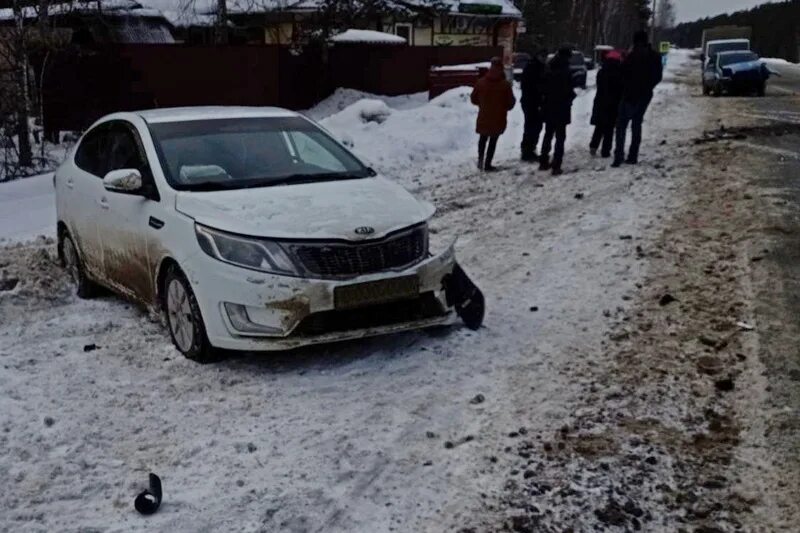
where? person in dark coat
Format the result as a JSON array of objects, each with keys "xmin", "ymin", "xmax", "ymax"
[
  {"xmin": 589, "ymin": 50, "xmax": 624, "ymax": 158},
  {"xmin": 613, "ymin": 31, "xmax": 663, "ymax": 167},
  {"xmin": 520, "ymin": 48, "xmax": 547, "ymax": 162},
  {"xmin": 540, "ymin": 46, "xmax": 576, "ymax": 176},
  {"xmin": 471, "ymin": 57, "xmax": 516, "ymax": 172}
]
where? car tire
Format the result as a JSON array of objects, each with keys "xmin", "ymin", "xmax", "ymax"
[
  {"xmin": 163, "ymin": 265, "xmax": 216, "ymax": 363},
  {"xmin": 712, "ymin": 84, "xmax": 722, "ymax": 97},
  {"xmin": 60, "ymin": 232, "xmax": 99, "ymax": 299},
  {"xmin": 757, "ymin": 83, "xmax": 766, "ymax": 97},
  {"xmin": 702, "ymin": 84, "xmax": 710, "ymax": 96}
]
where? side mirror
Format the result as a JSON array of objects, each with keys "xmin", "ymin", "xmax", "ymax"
[{"xmin": 103, "ymin": 168, "xmax": 143, "ymax": 194}]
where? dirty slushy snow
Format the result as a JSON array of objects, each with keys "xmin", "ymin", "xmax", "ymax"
[{"xmin": 2, "ymin": 51, "xmax": 707, "ymax": 531}]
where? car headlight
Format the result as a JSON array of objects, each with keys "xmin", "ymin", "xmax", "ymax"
[{"xmin": 195, "ymin": 224, "xmax": 299, "ymax": 275}]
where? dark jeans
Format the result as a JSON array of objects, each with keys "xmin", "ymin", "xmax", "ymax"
[
  {"xmin": 478, "ymin": 135, "xmax": 499, "ymax": 167},
  {"xmin": 541, "ymin": 122, "xmax": 567, "ymax": 167},
  {"xmin": 590, "ymin": 124, "xmax": 614, "ymax": 156},
  {"xmin": 521, "ymin": 108, "xmax": 543, "ymax": 158},
  {"xmin": 615, "ymin": 95, "xmax": 653, "ymax": 162}
]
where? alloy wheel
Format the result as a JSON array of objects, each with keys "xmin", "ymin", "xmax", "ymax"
[{"xmin": 167, "ymin": 279, "xmax": 194, "ymax": 353}]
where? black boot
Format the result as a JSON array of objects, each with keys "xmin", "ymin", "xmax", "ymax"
[
  {"xmin": 551, "ymin": 164, "xmax": 563, "ymax": 176},
  {"xmin": 611, "ymin": 157, "xmax": 623, "ymax": 168},
  {"xmin": 539, "ymin": 155, "xmax": 551, "ymax": 171}
]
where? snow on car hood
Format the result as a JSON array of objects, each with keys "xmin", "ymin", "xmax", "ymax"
[{"xmin": 174, "ymin": 176, "xmax": 434, "ymax": 240}]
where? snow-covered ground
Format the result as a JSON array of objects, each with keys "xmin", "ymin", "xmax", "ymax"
[
  {"xmin": 0, "ymin": 173, "xmax": 56, "ymax": 244},
  {"xmin": 2, "ymin": 51, "xmax": 706, "ymax": 532}
]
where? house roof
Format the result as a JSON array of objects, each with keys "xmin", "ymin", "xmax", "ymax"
[
  {"xmin": 0, "ymin": 0, "xmax": 169, "ymax": 22},
  {"xmin": 143, "ymin": 0, "xmax": 521, "ymax": 27},
  {"xmin": 3, "ymin": 0, "xmax": 520, "ymax": 27}
]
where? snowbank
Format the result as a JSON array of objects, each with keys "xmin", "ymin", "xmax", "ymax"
[
  {"xmin": 762, "ymin": 57, "xmax": 799, "ymax": 66},
  {"xmin": 318, "ymin": 72, "xmax": 598, "ymax": 188},
  {"xmin": 331, "ymin": 29, "xmax": 406, "ymax": 44}
]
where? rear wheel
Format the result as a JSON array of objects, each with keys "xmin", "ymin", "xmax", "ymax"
[
  {"xmin": 60, "ymin": 233, "xmax": 98, "ymax": 298},
  {"xmin": 163, "ymin": 266, "xmax": 215, "ymax": 363}
]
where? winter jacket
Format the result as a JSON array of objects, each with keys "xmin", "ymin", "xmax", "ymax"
[
  {"xmin": 620, "ymin": 44, "xmax": 663, "ymax": 102},
  {"xmin": 520, "ymin": 58, "xmax": 546, "ymax": 114},
  {"xmin": 591, "ymin": 59, "xmax": 624, "ymax": 126},
  {"xmin": 542, "ymin": 54, "xmax": 576, "ymax": 126},
  {"xmin": 471, "ymin": 65, "xmax": 516, "ymax": 136}
]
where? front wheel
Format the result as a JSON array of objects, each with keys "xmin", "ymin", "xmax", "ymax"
[
  {"xmin": 60, "ymin": 233, "xmax": 98, "ymax": 298},
  {"xmin": 163, "ymin": 266, "xmax": 215, "ymax": 363}
]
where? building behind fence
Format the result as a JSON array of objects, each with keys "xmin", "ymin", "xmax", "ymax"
[{"xmin": 42, "ymin": 43, "xmax": 501, "ymax": 135}]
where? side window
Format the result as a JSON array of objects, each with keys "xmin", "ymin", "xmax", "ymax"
[
  {"xmin": 74, "ymin": 125, "xmax": 108, "ymax": 177},
  {"xmin": 287, "ymin": 131, "xmax": 346, "ymax": 173},
  {"xmin": 106, "ymin": 122, "xmax": 150, "ymax": 175}
]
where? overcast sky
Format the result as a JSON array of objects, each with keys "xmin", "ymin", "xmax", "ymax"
[{"xmin": 673, "ymin": 0, "xmax": 776, "ymax": 23}]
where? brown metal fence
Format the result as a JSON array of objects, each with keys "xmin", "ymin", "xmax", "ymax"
[
  {"xmin": 42, "ymin": 44, "xmax": 501, "ymax": 134},
  {"xmin": 329, "ymin": 44, "xmax": 502, "ymax": 96}
]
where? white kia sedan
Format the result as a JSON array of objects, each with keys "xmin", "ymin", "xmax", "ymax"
[{"xmin": 55, "ymin": 107, "xmax": 483, "ymax": 362}]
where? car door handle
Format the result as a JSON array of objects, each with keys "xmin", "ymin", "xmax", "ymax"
[
  {"xmin": 149, "ymin": 217, "xmax": 165, "ymax": 230},
  {"xmin": 98, "ymin": 197, "xmax": 110, "ymax": 210}
]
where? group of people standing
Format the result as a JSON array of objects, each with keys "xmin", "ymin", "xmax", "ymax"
[{"xmin": 470, "ymin": 31, "xmax": 663, "ymax": 175}]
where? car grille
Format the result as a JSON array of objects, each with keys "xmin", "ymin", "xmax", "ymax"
[
  {"xmin": 293, "ymin": 293, "xmax": 445, "ymax": 336},
  {"xmin": 290, "ymin": 226, "xmax": 427, "ymax": 278}
]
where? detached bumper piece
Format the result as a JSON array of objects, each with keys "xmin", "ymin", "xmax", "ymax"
[{"xmin": 444, "ymin": 264, "xmax": 485, "ymax": 330}]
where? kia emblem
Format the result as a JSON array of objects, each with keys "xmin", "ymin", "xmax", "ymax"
[{"xmin": 354, "ymin": 226, "xmax": 375, "ymax": 235}]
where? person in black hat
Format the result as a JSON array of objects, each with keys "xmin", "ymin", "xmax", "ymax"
[{"xmin": 540, "ymin": 46, "xmax": 576, "ymax": 176}]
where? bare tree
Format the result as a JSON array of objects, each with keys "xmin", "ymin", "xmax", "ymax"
[
  {"xmin": 654, "ymin": 0, "xmax": 676, "ymax": 30},
  {"xmin": 11, "ymin": 0, "xmax": 33, "ymax": 169}
]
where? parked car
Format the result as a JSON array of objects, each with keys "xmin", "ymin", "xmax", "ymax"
[
  {"xmin": 547, "ymin": 51, "xmax": 588, "ymax": 89},
  {"xmin": 513, "ymin": 52, "xmax": 531, "ymax": 81},
  {"xmin": 702, "ymin": 38, "xmax": 751, "ymax": 70},
  {"xmin": 570, "ymin": 51, "xmax": 589, "ymax": 89},
  {"xmin": 702, "ymin": 51, "xmax": 770, "ymax": 96},
  {"xmin": 54, "ymin": 107, "xmax": 484, "ymax": 362}
]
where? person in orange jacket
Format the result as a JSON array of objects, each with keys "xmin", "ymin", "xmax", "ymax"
[{"xmin": 471, "ymin": 57, "xmax": 516, "ymax": 172}]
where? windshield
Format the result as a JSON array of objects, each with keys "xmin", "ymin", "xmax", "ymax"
[
  {"xmin": 708, "ymin": 41, "xmax": 749, "ymax": 55},
  {"xmin": 719, "ymin": 52, "xmax": 758, "ymax": 66},
  {"xmin": 148, "ymin": 116, "xmax": 371, "ymax": 191}
]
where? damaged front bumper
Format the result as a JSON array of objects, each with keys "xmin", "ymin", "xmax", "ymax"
[{"xmin": 183, "ymin": 242, "xmax": 464, "ymax": 351}]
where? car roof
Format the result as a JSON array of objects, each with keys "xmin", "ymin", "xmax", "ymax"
[
  {"xmin": 136, "ymin": 106, "xmax": 299, "ymax": 124},
  {"xmin": 718, "ymin": 50, "xmax": 756, "ymax": 55}
]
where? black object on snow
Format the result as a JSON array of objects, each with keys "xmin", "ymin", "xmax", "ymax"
[
  {"xmin": 445, "ymin": 264, "xmax": 485, "ymax": 330},
  {"xmin": 658, "ymin": 294, "xmax": 677, "ymax": 306},
  {"xmin": 134, "ymin": 473, "xmax": 162, "ymax": 515},
  {"xmin": 83, "ymin": 344, "xmax": 98, "ymax": 352}
]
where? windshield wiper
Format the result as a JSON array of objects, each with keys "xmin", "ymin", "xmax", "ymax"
[
  {"xmin": 181, "ymin": 180, "xmax": 240, "ymax": 191},
  {"xmin": 259, "ymin": 172, "xmax": 369, "ymax": 187}
]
